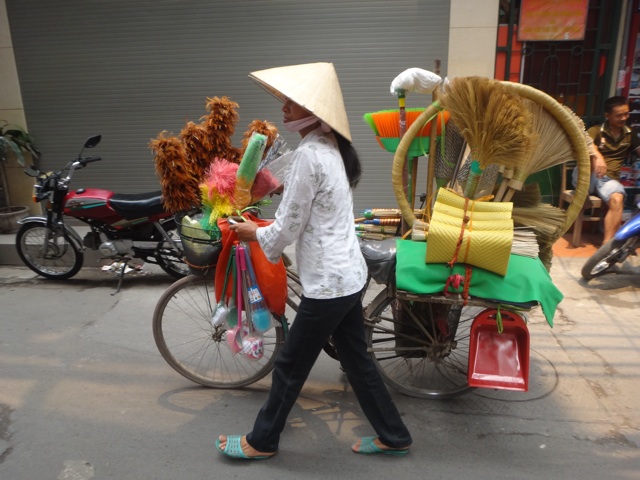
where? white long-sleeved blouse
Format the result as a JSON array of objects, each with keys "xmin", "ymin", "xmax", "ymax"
[{"xmin": 256, "ymin": 128, "xmax": 367, "ymax": 299}]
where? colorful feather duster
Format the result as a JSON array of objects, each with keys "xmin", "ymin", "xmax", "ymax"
[{"xmin": 199, "ymin": 159, "xmax": 239, "ymax": 227}]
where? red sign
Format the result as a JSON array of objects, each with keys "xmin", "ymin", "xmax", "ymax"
[{"xmin": 518, "ymin": 0, "xmax": 588, "ymax": 41}]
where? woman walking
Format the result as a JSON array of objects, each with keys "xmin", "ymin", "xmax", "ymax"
[{"xmin": 216, "ymin": 62, "xmax": 412, "ymax": 459}]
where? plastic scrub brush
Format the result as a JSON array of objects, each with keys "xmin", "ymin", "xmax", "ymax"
[{"xmin": 235, "ymin": 132, "xmax": 267, "ymax": 209}]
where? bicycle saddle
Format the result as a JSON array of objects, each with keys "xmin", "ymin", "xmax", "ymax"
[{"xmin": 358, "ymin": 237, "xmax": 397, "ymax": 285}]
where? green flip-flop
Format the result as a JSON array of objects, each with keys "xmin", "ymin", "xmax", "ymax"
[
  {"xmin": 215, "ymin": 435, "xmax": 275, "ymax": 460},
  {"xmin": 352, "ymin": 436, "xmax": 410, "ymax": 457}
]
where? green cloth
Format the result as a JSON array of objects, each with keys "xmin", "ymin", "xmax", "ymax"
[{"xmin": 395, "ymin": 240, "xmax": 563, "ymax": 326}]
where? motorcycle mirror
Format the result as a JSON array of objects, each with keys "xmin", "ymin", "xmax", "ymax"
[{"xmin": 84, "ymin": 135, "xmax": 101, "ymax": 149}]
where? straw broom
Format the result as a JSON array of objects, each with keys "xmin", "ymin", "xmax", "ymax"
[
  {"xmin": 438, "ymin": 77, "xmax": 534, "ymax": 199},
  {"xmin": 500, "ymin": 101, "xmax": 575, "ymax": 202},
  {"xmin": 512, "ymin": 203, "xmax": 566, "ymax": 270}
]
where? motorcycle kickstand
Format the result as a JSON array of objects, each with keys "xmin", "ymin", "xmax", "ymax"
[{"xmin": 112, "ymin": 260, "xmax": 129, "ymax": 296}]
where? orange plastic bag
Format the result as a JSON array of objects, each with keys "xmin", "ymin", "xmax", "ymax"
[{"xmin": 215, "ymin": 214, "xmax": 288, "ymax": 316}]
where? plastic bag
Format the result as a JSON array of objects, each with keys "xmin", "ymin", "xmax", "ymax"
[
  {"xmin": 215, "ymin": 213, "xmax": 288, "ymax": 315},
  {"xmin": 390, "ymin": 68, "xmax": 442, "ymax": 95}
]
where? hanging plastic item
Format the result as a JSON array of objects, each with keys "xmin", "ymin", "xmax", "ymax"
[
  {"xmin": 242, "ymin": 244, "xmax": 273, "ymax": 333},
  {"xmin": 210, "ymin": 250, "xmax": 233, "ymax": 327},
  {"xmin": 237, "ymin": 242, "xmax": 264, "ymax": 360},
  {"xmin": 225, "ymin": 245, "xmax": 244, "ymax": 354}
]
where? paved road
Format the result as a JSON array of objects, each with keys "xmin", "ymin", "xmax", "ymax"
[{"xmin": 0, "ymin": 256, "xmax": 639, "ymax": 480}]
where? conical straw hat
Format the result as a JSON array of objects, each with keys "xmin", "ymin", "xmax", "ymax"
[{"xmin": 249, "ymin": 62, "xmax": 352, "ymax": 142}]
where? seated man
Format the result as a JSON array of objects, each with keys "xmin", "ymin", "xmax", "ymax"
[{"xmin": 586, "ymin": 96, "xmax": 640, "ymax": 243}]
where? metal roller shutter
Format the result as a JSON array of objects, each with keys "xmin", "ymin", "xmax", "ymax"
[{"xmin": 7, "ymin": 0, "xmax": 449, "ymax": 216}]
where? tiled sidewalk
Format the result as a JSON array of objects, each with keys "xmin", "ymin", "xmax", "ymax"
[{"xmin": 552, "ymin": 231, "xmax": 602, "ymax": 258}]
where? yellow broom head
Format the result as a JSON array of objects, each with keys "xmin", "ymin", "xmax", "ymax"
[{"xmin": 439, "ymin": 77, "xmax": 534, "ymax": 170}]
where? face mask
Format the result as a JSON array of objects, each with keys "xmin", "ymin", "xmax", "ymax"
[{"xmin": 283, "ymin": 115, "xmax": 321, "ymax": 132}]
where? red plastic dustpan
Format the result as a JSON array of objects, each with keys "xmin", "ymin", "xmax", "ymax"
[{"xmin": 467, "ymin": 309, "xmax": 530, "ymax": 391}]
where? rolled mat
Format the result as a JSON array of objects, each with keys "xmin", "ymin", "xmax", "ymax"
[{"xmin": 396, "ymin": 239, "xmax": 563, "ymax": 326}]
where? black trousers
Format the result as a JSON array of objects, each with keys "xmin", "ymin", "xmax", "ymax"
[{"xmin": 246, "ymin": 290, "xmax": 412, "ymax": 453}]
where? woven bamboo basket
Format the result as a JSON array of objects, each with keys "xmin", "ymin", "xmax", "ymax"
[{"xmin": 392, "ymin": 81, "xmax": 590, "ymax": 238}]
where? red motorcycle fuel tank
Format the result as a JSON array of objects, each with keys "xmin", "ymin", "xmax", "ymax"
[{"xmin": 64, "ymin": 188, "xmax": 122, "ymax": 225}]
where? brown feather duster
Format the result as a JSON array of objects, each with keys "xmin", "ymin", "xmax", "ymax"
[
  {"xmin": 180, "ymin": 121, "xmax": 214, "ymax": 181},
  {"xmin": 241, "ymin": 119, "xmax": 280, "ymax": 155},
  {"xmin": 150, "ymin": 96, "xmax": 280, "ymax": 214},
  {"xmin": 203, "ymin": 96, "xmax": 242, "ymax": 163},
  {"xmin": 149, "ymin": 132, "xmax": 199, "ymax": 212}
]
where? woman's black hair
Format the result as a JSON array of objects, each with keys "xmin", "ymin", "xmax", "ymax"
[{"xmin": 335, "ymin": 133, "xmax": 362, "ymax": 188}]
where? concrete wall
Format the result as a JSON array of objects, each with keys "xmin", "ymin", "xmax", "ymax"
[
  {"xmin": 1, "ymin": 0, "xmax": 500, "ymax": 124},
  {"xmin": 0, "ymin": 0, "xmax": 500, "ymax": 214},
  {"xmin": 448, "ymin": 0, "xmax": 500, "ymax": 78},
  {"xmin": 1, "ymin": 0, "xmax": 38, "ymax": 214}
]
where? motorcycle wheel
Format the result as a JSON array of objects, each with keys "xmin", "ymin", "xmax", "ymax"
[
  {"xmin": 364, "ymin": 287, "xmax": 482, "ymax": 399},
  {"xmin": 155, "ymin": 223, "xmax": 189, "ymax": 279},
  {"xmin": 581, "ymin": 238, "xmax": 627, "ymax": 280},
  {"xmin": 16, "ymin": 222, "xmax": 83, "ymax": 280}
]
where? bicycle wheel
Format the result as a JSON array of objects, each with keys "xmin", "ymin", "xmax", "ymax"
[
  {"xmin": 364, "ymin": 287, "xmax": 484, "ymax": 399},
  {"xmin": 152, "ymin": 274, "xmax": 284, "ymax": 388},
  {"xmin": 16, "ymin": 222, "xmax": 84, "ymax": 279},
  {"xmin": 154, "ymin": 222, "xmax": 189, "ymax": 279}
]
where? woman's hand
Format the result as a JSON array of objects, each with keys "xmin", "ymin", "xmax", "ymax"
[{"xmin": 229, "ymin": 219, "xmax": 259, "ymax": 242}]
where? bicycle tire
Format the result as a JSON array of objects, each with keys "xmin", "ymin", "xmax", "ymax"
[
  {"xmin": 364, "ymin": 287, "xmax": 483, "ymax": 399},
  {"xmin": 152, "ymin": 274, "xmax": 284, "ymax": 388},
  {"xmin": 155, "ymin": 222, "xmax": 189, "ymax": 279}
]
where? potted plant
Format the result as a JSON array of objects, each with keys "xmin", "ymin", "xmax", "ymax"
[{"xmin": 0, "ymin": 121, "xmax": 40, "ymax": 233}]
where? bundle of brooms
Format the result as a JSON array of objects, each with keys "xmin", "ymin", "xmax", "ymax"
[{"xmin": 392, "ymin": 77, "xmax": 591, "ymax": 270}]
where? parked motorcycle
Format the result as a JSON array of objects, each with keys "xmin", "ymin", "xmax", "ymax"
[
  {"xmin": 15, "ymin": 135, "xmax": 188, "ymax": 285},
  {"xmin": 581, "ymin": 209, "xmax": 640, "ymax": 280}
]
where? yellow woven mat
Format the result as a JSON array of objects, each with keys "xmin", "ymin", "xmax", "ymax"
[{"xmin": 426, "ymin": 188, "xmax": 514, "ymax": 276}]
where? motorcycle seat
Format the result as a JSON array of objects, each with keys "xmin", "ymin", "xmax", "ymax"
[{"xmin": 110, "ymin": 191, "xmax": 167, "ymax": 220}]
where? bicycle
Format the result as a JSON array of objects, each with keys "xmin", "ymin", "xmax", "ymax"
[
  {"xmin": 153, "ymin": 82, "xmax": 591, "ymax": 400},
  {"xmin": 152, "ymin": 244, "xmax": 363, "ymax": 389}
]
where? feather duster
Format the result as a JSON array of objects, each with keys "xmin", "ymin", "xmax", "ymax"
[
  {"xmin": 199, "ymin": 159, "xmax": 239, "ymax": 227},
  {"xmin": 241, "ymin": 119, "xmax": 280, "ymax": 156},
  {"xmin": 179, "ymin": 121, "xmax": 214, "ymax": 181},
  {"xmin": 149, "ymin": 132, "xmax": 199, "ymax": 212},
  {"xmin": 203, "ymin": 96, "xmax": 242, "ymax": 163}
]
